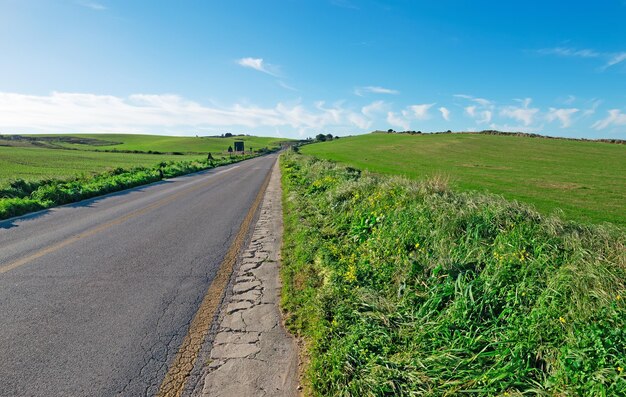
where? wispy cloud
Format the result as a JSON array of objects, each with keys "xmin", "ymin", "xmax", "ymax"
[
  {"xmin": 582, "ymin": 99, "xmax": 602, "ymax": 117},
  {"xmin": 465, "ymin": 106, "xmax": 492, "ymax": 123},
  {"xmin": 408, "ymin": 103, "xmax": 435, "ymax": 120},
  {"xmin": 592, "ymin": 109, "xmax": 626, "ymax": 130},
  {"xmin": 386, "ymin": 111, "xmax": 409, "ymax": 130},
  {"xmin": 604, "ymin": 52, "xmax": 626, "ymax": 69},
  {"xmin": 454, "ymin": 94, "xmax": 492, "ymax": 107},
  {"xmin": 456, "ymin": 94, "xmax": 494, "ymax": 124},
  {"xmin": 361, "ymin": 100, "xmax": 388, "ymax": 118},
  {"xmin": 384, "ymin": 103, "xmax": 434, "ymax": 130},
  {"xmin": 237, "ymin": 57, "xmax": 279, "ymax": 76},
  {"xmin": 76, "ymin": 0, "xmax": 106, "ymax": 11},
  {"xmin": 538, "ymin": 47, "xmax": 600, "ymax": 58},
  {"xmin": 537, "ymin": 47, "xmax": 626, "ymax": 70},
  {"xmin": 546, "ymin": 108, "xmax": 579, "ymax": 128},
  {"xmin": 0, "ymin": 91, "xmax": 371, "ymax": 135},
  {"xmin": 355, "ymin": 86, "xmax": 399, "ymax": 96},
  {"xmin": 277, "ymin": 81, "xmax": 297, "ymax": 91},
  {"xmin": 438, "ymin": 106, "xmax": 450, "ymax": 121},
  {"xmin": 500, "ymin": 98, "xmax": 539, "ymax": 126}
]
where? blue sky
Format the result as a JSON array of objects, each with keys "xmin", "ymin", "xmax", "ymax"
[{"xmin": 1, "ymin": 0, "xmax": 625, "ymax": 138}]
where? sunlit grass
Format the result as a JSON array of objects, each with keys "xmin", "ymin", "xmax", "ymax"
[{"xmin": 281, "ymin": 151, "xmax": 626, "ymax": 396}]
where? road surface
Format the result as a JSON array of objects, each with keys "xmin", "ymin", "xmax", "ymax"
[{"xmin": 0, "ymin": 154, "xmax": 277, "ymax": 396}]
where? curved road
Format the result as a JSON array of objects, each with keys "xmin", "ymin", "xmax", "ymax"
[{"xmin": 0, "ymin": 154, "xmax": 277, "ymax": 396}]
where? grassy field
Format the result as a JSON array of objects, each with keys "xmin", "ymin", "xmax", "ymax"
[
  {"xmin": 281, "ymin": 152, "xmax": 626, "ymax": 396},
  {"xmin": 32, "ymin": 133, "xmax": 289, "ymax": 153},
  {"xmin": 0, "ymin": 132, "xmax": 283, "ymax": 219},
  {"xmin": 0, "ymin": 146, "xmax": 205, "ymax": 188},
  {"xmin": 301, "ymin": 133, "xmax": 626, "ymax": 226}
]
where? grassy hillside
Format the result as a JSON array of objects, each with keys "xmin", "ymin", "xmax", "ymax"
[
  {"xmin": 301, "ymin": 133, "xmax": 626, "ymax": 226},
  {"xmin": 32, "ymin": 133, "xmax": 289, "ymax": 153},
  {"xmin": 281, "ymin": 152, "xmax": 626, "ymax": 396},
  {"xmin": 0, "ymin": 146, "xmax": 205, "ymax": 188}
]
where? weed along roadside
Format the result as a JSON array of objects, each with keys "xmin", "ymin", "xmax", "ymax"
[
  {"xmin": 279, "ymin": 151, "xmax": 626, "ymax": 395},
  {"xmin": 0, "ymin": 153, "xmax": 262, "ymax": 220}
]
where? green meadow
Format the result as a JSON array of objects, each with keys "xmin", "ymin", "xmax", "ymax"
[
  {"xmin": 0, "ymin": 133, "xmax": 286, "ymax": 219},
  {"xmin": 0, "ymin": 146, "xmax": 205, "ymax": 188},
  {"xmin": 301, "ymin": 133, "xmax": 626, "ymax": 226},
  {"xmin": 33, "ymin": 133, "xmax": 288, "ymax": 153}
]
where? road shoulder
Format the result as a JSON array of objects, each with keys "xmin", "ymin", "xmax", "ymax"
[{"xmin": 193, "ymin": 160, "xmax": 299, "ymax": 397}]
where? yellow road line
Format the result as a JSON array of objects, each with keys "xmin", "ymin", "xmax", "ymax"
[
  {"xmin": 155, "ymin": 161, "xmax": 274, "ymax": 397},
  {"xmin": 0, "ymin": 165, "xmax": 241, "ymax": 274}
]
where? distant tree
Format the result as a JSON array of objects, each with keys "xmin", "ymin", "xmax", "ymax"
[
  {"xmin": 227, "ymin": 145, "xmax": 233, "ymax": 153},
  {"xmin": 387, "ymin": 129, "xmax": 394, "ymax": 133},
  {"xmin": 224, "ymin": 132, "xmax": 233, "ymax": 138},
  {"xmin": 325, "ymin": 133, "xmax": 334, "ymax": 141},
  {"xmin": 315, "ymin": 133, "xmax": 327, "ymax": 142}
]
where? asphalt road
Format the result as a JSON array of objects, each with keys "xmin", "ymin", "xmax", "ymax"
[{"xmin": 0, "ymin": 154, "xmax": 277, "ymax": 396}]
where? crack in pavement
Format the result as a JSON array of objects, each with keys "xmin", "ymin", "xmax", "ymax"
[{"xmin": 191, "ymin": 162, "xmax": 299, "ymax": 397}]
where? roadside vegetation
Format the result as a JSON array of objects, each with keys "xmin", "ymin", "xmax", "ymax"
[
  {"xmin": 280, "ymin": 151, "xmax": 625, "ymax": 396},
  {"xmin": 301, "ymin": 133, "xmax": 626, "ymax": 226},
  {"xmin": 0, "ymin": 146, "xmax": 208, "ymax": 187},
  {"xmin": 0, "ymin": 132, "xmax": 286, "ymax": 220},
  {"xmin": 0, "ymin": 154, "xmax": 256, "ymax": 220}
]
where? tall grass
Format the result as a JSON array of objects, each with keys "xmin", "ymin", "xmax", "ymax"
[
  {"xmin": 280, "ymin": 152, "xmax": 626, "ymax": 396},
  {"xmin": 0, "ymin": 155, "xmax": 254, "ymax": 220}
]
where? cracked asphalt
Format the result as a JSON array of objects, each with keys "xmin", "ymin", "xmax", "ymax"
[
  {"xmin": 194, "ymin": 160, "xmax": 298, "ymax": 397},
  {"xmin": 0, "ymin": 154, "xmax": 277, "ymax": 396}
]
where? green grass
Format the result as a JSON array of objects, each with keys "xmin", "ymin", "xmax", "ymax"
[
  {"xmin": 0, "ymin": 146, "xmax": 205, "ymax": 188},
  {"xmin": 0, "ymin": 153, "xmax": 254, "ymax": 220},
  {"xmin": 34, "ymin": 133, "xmax": 289, "ymax": 153},
  {"xmin": 301, "ymin": 133, "xmax": 626, "ymax": 226},
  {"xmin": 0, "ymin": 132, "xmax": 284, "ymax": 219},
  {"xmin": 280, "ymin": 152, "xmax": 626, "ymax": 396}
]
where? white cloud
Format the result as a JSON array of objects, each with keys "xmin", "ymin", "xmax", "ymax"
[
  {"xmin": 592, "ymin": 109, "xmax": 626, "ymax": 130},
  {"xmin": 582, "ymin": 99, "xmax": 602, "ymax": 117},
  {"xmin": 355, "ymin": 86, "xmax": 399, "ymax": 96},
  {"xmin": 464, "ymin": 105, "xmax": 492, "ymax": 123},
  {"xmin": 408, "ymin": 103, "xmax": 434, "ymax": 120},
  {"xmin": 500, "ymin": 98, "xmax": 539, "ymax": 126},
  {"xmin": 488, "ymin": 123, "xmax": 542, "ymax": 134},
  {"xmin": 456, "ymin": 94, "xmax": 494, "ymax": 124},
  {"xmin": 277, "ymin": 81, "xmax": 297, "ymax": 91},
  {"xmin": 386, "ymin": 111, "xmax": 410, "ymax": 131},
  {"xmin": 538, "ymin": 47, "xmax": 626, "ymax": 70},
  {"xmin": 0, "ymin": 91, "xmax": 371, "ymax": 135},
  {"xmin": 538, "ymin": 47, "xmax": 600, "ymax": 58},
  {"xmin": 77, "ymin": 0, "xmax": 106, "ymax": 10},
  {"xmin": 454, "ymin": 94, "xmax": 493, "ymax": 107},
  {"xmin": 237, "ymin": 57, "xmax": 278, "ymax": 76},
  {"xmin": 361, "ymin": 100, "xmax": 387, "ymax": 118},
  {"xmin": 439, "ymin": 106, "xmax": 450, "ymax": 121},
  {"xmin": 563, "ymin": 95, "xmax": 576, "ymax": 105},
  {"xmin": 546, "ymin": 108, "xmax": 579, "ymax": 128},
  {"xmin": 605, "ymin": 52, "xmax": 626, "ymax": 69}
]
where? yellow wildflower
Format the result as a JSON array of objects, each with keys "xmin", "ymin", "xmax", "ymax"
[
  {"xmin": 559, "ymin": 316, "xmax": 566, "ymax": 324},
  {"xmin": 344, "ymin": 264, "xmax": 357, "ymax": 283},
  {"xmin": 617, "ymin": 366, "xmax": 623, "ymax": 373},
  {"xmin": 617, "ymin": 294, "xmax": 622, "ymax": 301}
]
